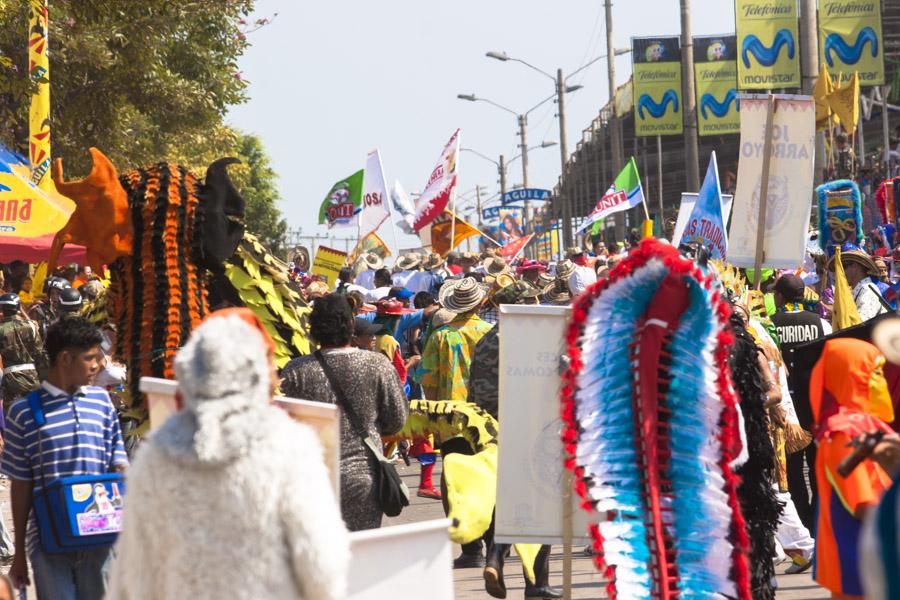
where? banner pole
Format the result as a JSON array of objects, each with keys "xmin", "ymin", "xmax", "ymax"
[
  {"xmin": 657, "ymin": 135, "xmax": 664, "ymax": 227},
  {"xmin": 562, "ymin": 449, "xmax": 573, "ymax": 600},
  {"xmin": 754, "ymin": 94, "xmax": 777, "ymax": 290},
  {"xmin": 857, "ymin": 94, "xmax": 866, "ymax": 172}
]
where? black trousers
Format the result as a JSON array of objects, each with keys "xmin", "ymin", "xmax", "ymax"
[{"xmin": 786, "ymin": 443, "xmax": 817, "ymax": 533}]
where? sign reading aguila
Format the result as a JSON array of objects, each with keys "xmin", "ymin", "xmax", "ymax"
[{"xmin": 501, "ymin": 188, "xmax": 552, "ymax": 206}]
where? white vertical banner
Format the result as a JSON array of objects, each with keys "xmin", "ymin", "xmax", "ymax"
[
  {"xmin": 359, "ymin": 150, "xmax": 391, "ymax": 239},
  {"xmin": 413, "ymin": 129, "xmax": 461, "ymax": 232},
  {"xmin": 495, "ymin": 305, "xmax": 595, "ymax": 545},
  {"xmin": 727, "ymin": 94, "xmax": 816, "ymax": 268}
]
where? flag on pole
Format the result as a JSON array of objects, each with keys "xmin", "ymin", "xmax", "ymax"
[
  {"xmin": 348, "ymin": 230, "xmax": 392, "ymax": 266},
  {"xmin": 832, "ymin": 247, "xmax": 862, "ymax": 331},
  {"xmin": 498, "ymin": 233, "xmax": 535, "ymax": 260},
  {"xmin": 28, "ymin": 0, "xmax": 52, "ymax": 190},
  {"xmin": 828, "ymin": 71, "xmax": 860, "ymax": 134},
  {"xmin": 390, "ymin": 180, "xmax": 416, "ymax": 234},
  {"xmin": 359, "ymin": 150, "xmax": 391, "ymax": 238},
  {"xmin": 679, "ymin": 151, "xmax": 727, "ymax": 259},
  {"xmin": 319, "ymin": 170, "xmax": 365, "ymax": 229},
  {"xmin": 428, "ymin": 210, "xmax": 480, "ymax": 256},
  {"xmin": 575, "ymin": 157, "xmax": 644, "ymax": 234},
  {"xmin": 413, "ymin": 129, "xmax": 460, "ymax": 232},
  {"xmin": 813, "ymin": 64, "xmax": 836, "ymax": 131}
]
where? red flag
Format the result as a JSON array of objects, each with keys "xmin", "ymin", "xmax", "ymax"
[{"xmin": 498, "ymin": 234, "xmax": 535, "ymax": 260}]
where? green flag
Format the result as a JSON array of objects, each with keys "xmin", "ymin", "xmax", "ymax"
[
  {"xmin": 575, "ymin": 157, "xmax": 645, "ymax": 234},
  {"xmin": 319, "ymin": 170, "xmax": 364, "ymax": 229}
]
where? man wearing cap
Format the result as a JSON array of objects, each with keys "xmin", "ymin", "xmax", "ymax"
[
  {"xmin": 771, "ymin": 273, "xmax": 832, "ymax": 532},
  {"xmin": 417, "ymin": 278, "xmax": 492, "ymax": 403},
  {"xmin": 565, "ymin": 248, "xmax": 597, "ymax": 296},
  {"xmin": 832, "ymin": 249, "xmax": 891, "ymax": 322},
  {"xmin": 0, "ymin": 293, "xmax": 42, "ymax": 409}
]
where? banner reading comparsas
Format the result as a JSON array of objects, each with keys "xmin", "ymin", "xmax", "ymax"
[
  {"xmin": 735, "ymin": 0, "xmax": 800, "ymax": 89},
  {"xmin": 632, "ymin": 37, "xmax": 683, "ymax": 137},
  {"xmin": 694, "ymin": 35, "xmax": 740, "ymax": 136},
  {"xmin": 818, "ymin": 0, "xmax": 884, "ymax": 86}
]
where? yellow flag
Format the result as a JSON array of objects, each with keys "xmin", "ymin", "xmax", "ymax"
[
  {"xmin": 431, "ymin": 211, "xmax": 481, "ymax": 256},
  {"xmin": 832, "ymin": 248, "xmax": 862, "ymax": 332},
  {"xmin": 828, "ymin": 72, "xmax": 860, "ymax": 134},
  {"xmin": 813, "ymin": 64, "xmax": 835, "ymax": 131},
  {"xmin": 347, "ymin": 231, "xmax": 391, "ymax": 266},
  {"xmin": 28, "ymin": 0, "xmax": 52, "ymax": 190}
]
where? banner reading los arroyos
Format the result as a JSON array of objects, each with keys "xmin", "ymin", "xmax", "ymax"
[
  {"xmin": 818, "ymin": 0, "xmax": 884, "ymax": 86},
  {"xmin": 728, "ymin": 95, "xmax": 816, "ymax": 268},
  {"xmin": 694, "ymin": 35, "xmax": 740, "ymax": 136},
  {"xmin": 632, "ymin": 37, "xmax": 683, "ymax": 137},
  {"xmin": 735, "ymin": 0, "xmax": 801, "ymax": 90}
]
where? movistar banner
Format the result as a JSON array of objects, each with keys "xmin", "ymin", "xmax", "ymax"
[
  {"xmin": 735, "ymin": 0, "xmax": 801, "ymax": 90},
  {"xmin": 694, "ymin": 35, "xmax": 740, "ymax": 136},
  {"xmin": 632, "ymin": 36, "xmax": 683, "ymax": 137},
  {"xmin": 818, "ymin": 0, "xmax": 884, "ymax": 86}
]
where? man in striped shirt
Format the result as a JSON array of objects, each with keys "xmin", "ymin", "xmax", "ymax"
[{"xmin": 1, "ymin": 317, "xmax": 128, "ymax": 600}]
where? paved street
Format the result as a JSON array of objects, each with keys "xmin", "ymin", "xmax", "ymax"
[{"xmin": 387, "ymin": 462, "xmax": 828, "ymax": 599}]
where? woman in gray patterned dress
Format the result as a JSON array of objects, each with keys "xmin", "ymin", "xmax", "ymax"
[{"xmin": 281, "ymin": 294, "xmax": 409, "ymax": 531}]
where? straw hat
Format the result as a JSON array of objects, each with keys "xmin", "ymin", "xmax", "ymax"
[
  {"xmin": 431, "ymin": 307, "xmax": 458, "ymax": 329},
  {"xmin": 493, "ymin": 280, "xmax": 543, "ymax": 305},
  {"xmin": 565, "ymin": 246, "xmax": 586, "ymax": 259},
  {"xmin": 439, "ymin": 277, "xmax": 486, "ymax": 313},
  {"xmin": 542, "ymin": 282, "xmax": 571, "ymax": 305},
  {"xmin": 395, "ymin": 253, "xmax": 422, "ymax": 271},
  {"xmin": 537, "ymin": 272, "xmax": 555, "ymax": 288},
  {"xmin": 826, "ymin": 248, "xmax": 878, "ymax": 275},
  {"xmin": 555, "ymin": 259, "xmax": 577, "ymax": 281},
  {"xmin": 873, "ymin": 318, "xmax": 900, "ymax": 365},
  {"xmin": 482, "ymin": 256, "xmax": 509, "ymax": 276},
  {"xmin": 458, "ymin": 252, "xmax": 479, "ymax": 265},
  {"xmin": 363, "ymin": 253, "xmax": 385, "ymax": 270},
  {"xmin": 422, "ymin": 253, "xmax": 445, "ymax": 270}
]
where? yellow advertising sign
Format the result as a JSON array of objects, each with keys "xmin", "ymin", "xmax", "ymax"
[
  {"xmin": 310, "ymin": 246, "xmax": 348, "ymax": 286},
  {"xmin": 632, "ymin": 37, "xmax": 683, "ymax": 137},
  {"xmin": 735, "ymin": 0, "xmax": 801, "ymax": 89},
  {"xmin": 694, "ymin": 35, "xmax": 740, "ymax": 136},
  {"xmin": 818, "ymin": 0, "xmax": 884, "ymax": 86}
]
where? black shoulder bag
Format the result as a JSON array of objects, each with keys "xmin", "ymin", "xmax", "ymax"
[{"xmin": 314, "ymin": 351, "xmax": 409, "ymax": 517}]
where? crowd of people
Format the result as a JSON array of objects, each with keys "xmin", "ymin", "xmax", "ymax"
[{"xmin": 2, "ymin": 219, "xmax": 900, "ymax": 599}]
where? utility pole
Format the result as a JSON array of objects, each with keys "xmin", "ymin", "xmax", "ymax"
[
  {"xmin": 557, "ymin": 68, "xmax": 573, "ymax": 247},
  {"xmin": 476, "ymin": 185, "xmax": 483, "ymax": 227},
  {"xmin": 679, "ymin": 0, "xmax": 700, "ymax": 192},
  {"xmin": 605, "ymin": 0, "xmax": 625, "ymax": 241},
  {"xmin": 519, "ymin": 114, "xmax": 530, "ymax": 202},
  {"xmin": 800, "ymin": 0, "xmax": 825, "ymax": 187},
  {"xmin": 499, "ymin": 154, "xmax": 508, "ymax": 199}
]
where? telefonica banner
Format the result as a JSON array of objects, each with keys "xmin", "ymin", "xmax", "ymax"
[
  {"xmin": 501, "ymin": 188, "xmax": 551, "ymax": 206},
  {"xmin": 818, "ymin": 0, "xmax": 884, "ymax": 86},
  {"xmin": 631, "ymin": 36, "xmax": 683, "ymax": 137},
  {"xmin": 735, "ymin": 0, "xmax": 801, "ymax": 90},
  {"xmin": 694, "ymin": 35, "xmax": 740, "ymax": 136}
]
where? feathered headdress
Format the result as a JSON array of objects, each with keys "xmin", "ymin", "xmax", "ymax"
[{"xmin": 561, "ymin": 238, "xmax": 751, "ymax": 600}]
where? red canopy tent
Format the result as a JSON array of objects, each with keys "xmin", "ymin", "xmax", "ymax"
[{"xmin": 0, "ymin": 232, "xmax": 85, "ymax": 264}]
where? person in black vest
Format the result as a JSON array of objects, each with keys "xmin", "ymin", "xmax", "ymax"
[{"xmin": 771, "ymin": 273, "xmax": 831, "ymax": 532}]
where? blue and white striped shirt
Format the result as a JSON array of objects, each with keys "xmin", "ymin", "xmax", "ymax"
[{"xmin": 0, "ymin": 382, "xmax": 128, "ymax": 552}]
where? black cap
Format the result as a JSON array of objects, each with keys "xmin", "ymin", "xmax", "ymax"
[
  {"xmin": 353, "ymin": 317, "xmax": 381, "ymax": 337},
  {"xmin": 774, "ymin": 274, "xmax": 805, "ymax": 302}
]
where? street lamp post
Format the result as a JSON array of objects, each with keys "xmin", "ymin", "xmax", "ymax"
[
  {"xmin": 485, "ymin": 47, "xmax": 629, "ymax": 248},
  {"xmin": 461, "ymin": 142, "xmax": 556, "ymax": 218}
]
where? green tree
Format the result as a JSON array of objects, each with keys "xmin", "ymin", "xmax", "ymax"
[{"xmin": 0, "ymin": 0, "xmax": 254, "ymax": 176}]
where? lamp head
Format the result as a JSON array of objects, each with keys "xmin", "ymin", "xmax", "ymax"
[
  {"xmin": 486, "ymin": 51, "xmax": 509, "ymax": 61},
  {"xmin": 565, "ymin": 84, "xmax": 584, "ymax": 93},
  {"xmin": 457, "ymin": 94, "xmax": 477, "ymax": 102}
]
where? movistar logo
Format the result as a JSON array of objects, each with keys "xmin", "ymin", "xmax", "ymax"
[
  {"xmin": 824, "ymin": 27, "xmax": 878, "ymax": 66},
  {"xmin": 741, "ymin": 29, "xmax": 795, "ymax": 67},
  {"xmin": 637, "ymin": 90, "xmax": 679, "ymax": 120},
  {"xmin": 700, "ymin": 89, "xmax": 739, "ymax": 119}
]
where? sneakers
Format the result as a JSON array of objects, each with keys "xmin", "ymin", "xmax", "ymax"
[
  {"xmin": 417, "ymin": 487, "xmax": 442, "ymax": 500},
  {"xmin": 784, "ymin": 556, "xmax": 813, "ymax": 575}
]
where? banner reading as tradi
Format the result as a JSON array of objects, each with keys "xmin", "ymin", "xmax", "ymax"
[{"xmin": 728, "ymin": 95, "xmax": 815, "ymax": 269}]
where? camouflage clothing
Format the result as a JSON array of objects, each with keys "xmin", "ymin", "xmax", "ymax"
[
  {"xmin": 28, "ymin": 300, "xmax": 57, "ymax": 341},
  {"xmin": 0, "ymin": 316, "xmax": 42, "ymax": 406},
  {"xmin": 467, "ymin": 324, "xmax": 499, "ymax": 419}
]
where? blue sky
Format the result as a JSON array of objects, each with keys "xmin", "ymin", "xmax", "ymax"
[{"xmin": 227, "ymin": 0, "xmax": 735, "ymax": 250}]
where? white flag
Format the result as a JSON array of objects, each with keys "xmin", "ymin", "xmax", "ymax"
[
  {"xmin": 390, "ymin": 180, "xmax": 416, "ymax": 234},
  {"xmin": 359, "ymin": 150, "xmax": 391, "ymax": 239},
  {"xmin": 413, "ymin": 129, "xmax": 460, "ymax": 232}
]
